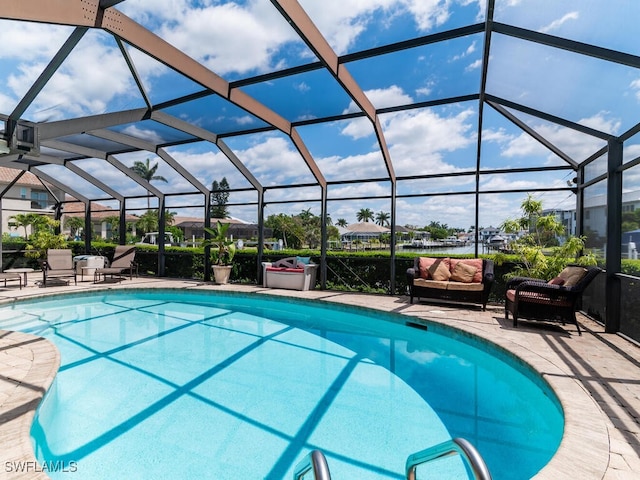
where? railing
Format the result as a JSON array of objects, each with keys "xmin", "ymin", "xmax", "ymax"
[
  {"xmin": 405, "ymin": 438, "xmax": 492, "ymax": 480},
  {"xmin": 293, "ymin": 450, "xmax": 332, "ymax": 480}
]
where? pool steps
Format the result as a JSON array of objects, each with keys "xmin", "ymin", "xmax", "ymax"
[{"xmin": 295, "ymin": 438, "xmax": 492, "ymax": 480}]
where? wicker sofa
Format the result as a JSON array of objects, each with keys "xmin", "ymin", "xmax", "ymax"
[
  {"xmin": 262, "ymin": 257, "xmax": 318, "ymax": 291},
  {"xmin": 406, "ymin": 257, "xmax": 495, "ymax": 310}
]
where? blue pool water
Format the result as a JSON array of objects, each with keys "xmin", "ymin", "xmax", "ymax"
[{"xmin": 0, "ymin": 290, "xmax": 563, "ymax": 479}]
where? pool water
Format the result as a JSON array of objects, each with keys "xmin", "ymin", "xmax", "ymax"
[{"xmin": 0, "ymin": 290, "xmax": 563, "ymax": 479}]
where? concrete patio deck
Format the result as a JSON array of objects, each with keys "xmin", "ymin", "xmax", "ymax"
[{"xmin": 0, "ymin": 274, "xmax": 638, "ymax": 479}]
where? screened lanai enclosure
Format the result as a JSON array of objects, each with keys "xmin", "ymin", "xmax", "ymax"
[{"xmin": 1, "ymin": 1, "xmax": 639, "ymax": 340}]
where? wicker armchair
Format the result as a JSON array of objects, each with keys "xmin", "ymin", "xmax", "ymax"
[{"xmin": 505, "ymin": 265, "xmax": 602, "ymax": 335}]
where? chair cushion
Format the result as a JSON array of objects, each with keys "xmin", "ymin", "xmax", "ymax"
[
  {"xmin": 447, "ymin": 282, "xmax": 484, "ymax": 292},
  {"xmin": 548, "ymin": 276, "xmax": 565, "ymax": 285},
  {"xmin": 506, "ymin": 289, "xmax": 573, "ymax": 307},
  {"xmin": 450, "ymin": 262, "xmax": 477, "ymax": 283},
  {"xmin": 413, "ymin": 278, "xmax": 449, "ymax": 290},
  {"xmin": 557, "ymin": 266, "xmax": 588, "ymax": 287},
  {"xmin": 266, "ymin": 267, "xmax": 304, "ymax": 273},
  {"xmin": 449, "ymin": 258, "xmax": 483, "ymax": 283}
]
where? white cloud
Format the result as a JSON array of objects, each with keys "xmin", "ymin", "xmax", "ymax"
[
  {"xmin": 317, "ymin": 151, "xmax": 387, "ymax": 179},
  {"xmin": 340, "ymin": 117, "xmax": 375, "ymax": 139},
  {"xmin": 494, "ymin": 112, "xmax": 617, "ymax": 164},
  {"xmin": 452, "ymin": 40, "xmax": 477, "ymax": 61},
  {"xmin": 298, "ymin": 0, "xmax": 398, "ymax": 54},
  {"xmin": 121, "ymin": 126, "xmax": 165, "ymax": 145},
  {"xmin": 382, "ymin": 107, "xmax": 476, "ymax": 174},
  {"xmin": 465, "ymin": 58, "xmax": 482, "ymax": 72},
  {"xmin": 0, "ymin": 22, "xmax": 71, "ymax": 62},
  {"xmin": 157, "ymin": 2, "xmax": 296, "ymax": 76},
  {"xmin": 235, "ymin": 135, "xmax": 316, "ymax": 185},
  {"xmin": 344, "ymin": 85, "xmax": 414, "ymax": 114},
  {"xmin": 7, "ymin": 31, "xmax": 136, "ymax": 120},
  {"xmin": 404, "ymin": 0, "xmax": 452, "ymax": 32},
  {"xmin": 539, "ymin": 11, "xmax": 579, "ymax": 34},
  {"xmin": 630, "ymin": 78, "xmax": 640, "ymax": 101}
]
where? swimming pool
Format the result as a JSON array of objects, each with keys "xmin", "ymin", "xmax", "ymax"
[{"xmin": 0, "ymin": 290, "xmax": 563, "ymax": 479}]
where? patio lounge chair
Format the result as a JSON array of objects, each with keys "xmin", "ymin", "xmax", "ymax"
[
  {"xmin": 42, "ymin": 249, "xmax": 77, "ymax": 286},
  {"xmin": 94, "ymin": 246, "xmax": 137, "ymax": 282},
  {"xmin": 505, "ymin": 264, "xmax": 602, "ymax": 335},
  {"xmin": 0, "ymin": 272, "xmax": 22, "ymax": 289}
]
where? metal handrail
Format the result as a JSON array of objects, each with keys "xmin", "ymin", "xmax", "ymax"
[
  {"xmin": 293, "ymin": 450, "xmax": 332, "ymax": 480},
  {"xmin": 406, "ymin": 438, "xmax": 492, "ymax": 480}
]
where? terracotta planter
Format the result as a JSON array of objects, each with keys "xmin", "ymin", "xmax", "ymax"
[{"xmin": 212, "ymin": 265, "xmax": 232, "ymax": 285}]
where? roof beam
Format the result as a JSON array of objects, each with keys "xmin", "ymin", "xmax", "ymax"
[
  {"xmin": 9, "ymin": 28, "xmax": 87, "ymax": 125},
  {"xmin": 270, "ymin": 0, "xmax": 389, "ymax": 183},
  {"xmin": 99, "ymin": 8, "xmax": 292, "ymax": 135},
  {"xmin": 30, "ymin": 166, "xmax": 90, "ymax": 204},
  {"xmin": 485, "ymin": 94, "xmax": 613, "ymax": 141},
  {"xmin": 493, "ymin": 22, "xmax": 640, "ymax": 69},
  {"xmin": 38, "ymin": 108, "xmax": 149, "ymax": 140},
  {"xmin": 0, "ymin": 0, "xmax": 100, "ymax": 26},
  {"xmin": 215, "ymin": 140, "xmax": 264, "ymax": 194},
  {"xmin": 65, "ymin": 161, "xmax": 124, "ymax": 201},
  {"xmin": 150, "ymin": 111, "xmax": 217, "ymax": 143},
  {"xmin": 106, "ymin": 154, "xmax": 164, "ymax": 201},
  {"xmin": 488, "ymin": 100, "xmax": 578, "ymax": 169},
  {"xmin": 156, "ymin": 148, "xmax": 209, "ymax": 196},
  {"xmin": 41, "ymin": 139, "xmax": 108, "ymax": 159},
  {"xmin": 87, "ymin": 128, "xmax": 157, "ymax": 152},
  {"xmin": 116, "ymin": 37, "xmax": 152, "ymax": 109},
  {"xmin": 151, "ymin": 112, "xmax": 264, "ymax": 193}
]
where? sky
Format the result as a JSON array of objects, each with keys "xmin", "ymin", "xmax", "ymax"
[{"xmin": 1, "ymin": 0, "xmax": 640, "ymax": 230}]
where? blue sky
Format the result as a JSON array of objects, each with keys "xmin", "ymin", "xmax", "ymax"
[{"xmin": 1, "ymin": 0, "xmax": 640, "ymax": 229}]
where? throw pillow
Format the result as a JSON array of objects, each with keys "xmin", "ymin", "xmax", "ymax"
[
  {"xmin": 450, "ymin": 258, "xmax": 483, "ymax": 283},
  {"xmin": 429, "ymin": 259, "xmax": 451, "ymax": 281},
  {"xmin": 450, "ymin": 262, "xmax": 477, "ymax": 283},
  {"xmin": 296, "ymin": 256, "xmax": 311, "ymax": 267},
  {"xmin": 418, "ymin": 257, "xmax": 438, "ymax": 279},
  {"xmin": 557, "ymin": 266, "xmax": 587, "ymax": 287}
]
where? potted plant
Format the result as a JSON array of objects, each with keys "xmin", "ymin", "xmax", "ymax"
[{"xmin": 203, "ymin": 221, "xmax": 236, "ymax": 284}]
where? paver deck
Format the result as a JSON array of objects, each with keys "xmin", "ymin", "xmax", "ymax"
[{"xmin": 0, "ymin": 274, "xmax": 638, "ymax": 479}]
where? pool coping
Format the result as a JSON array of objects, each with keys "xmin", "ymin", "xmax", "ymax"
[{"xmin": 0, "ymin": 280, "xmax": 619, "ymax": 479}]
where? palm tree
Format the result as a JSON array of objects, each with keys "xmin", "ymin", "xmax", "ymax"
[
  {"xmin": 356, "ymin": 208, "xmax": 374, "ymax": 223},
  {"xmin": 375, "ymin": 211, "xmax": 390, "ymax": 226},
  {"xmin": 130, "ymin": 158, "xmax": 168, "ymax": 209},
  {"xmin": 64, "ymin": 216, "xmax": 85, "ymax": 240},
  {"xmin": 336, "ymin": 218, "xmax": 348, "ymax": 227},
  {"xmin": 9, "ymin": 213, "xmax": 40, "ymax": 239}
]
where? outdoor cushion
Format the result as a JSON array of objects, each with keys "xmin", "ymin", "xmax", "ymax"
[
  {"xmin": 266, "ymin": 266, "xmax": 304, "ymax": 273},
  {"xmin": 557, "ymin": 266, "xmax": 588, "ymax": 287},
  {"xmin": 450, "ymin": 262, "xmax": 477, "ymax": 283},
  {"xmin": 429, "ymin": 260, "xmax": 451, "ymax": 281},
  {"xmin": 296, "ymin": 256, "xmax": 311, "ymax": 266},
  {"xmin": 413, "ymin": 278, "xmax": 449, "ymax": 290},
  {"xmin": 506, "ymin": 289, "xmax": 572, "ymax": 307},
  {"xmin": 418, "ymin": 257, "xmax": 440, "ymax": 279},
  {"xmin": 447, "ymin": 282, "xmax": 484, "ymax": 292},
  {"xmin": 449, "ymin": 258, "xmax": 483, "ymax": 283},
  {"xmin": 548, "ymin": 276, "xmax": 565, "ymax": 285}
]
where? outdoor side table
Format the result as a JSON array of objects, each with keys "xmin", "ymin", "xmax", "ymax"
[{"xmin": 5, "ymin": 268, "xmax": 35, "ymax": 287}]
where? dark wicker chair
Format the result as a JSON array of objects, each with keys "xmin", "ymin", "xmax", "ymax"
[{"xmin": 505, "ymin": 265, "xmax": 602, "ymax": 335}]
